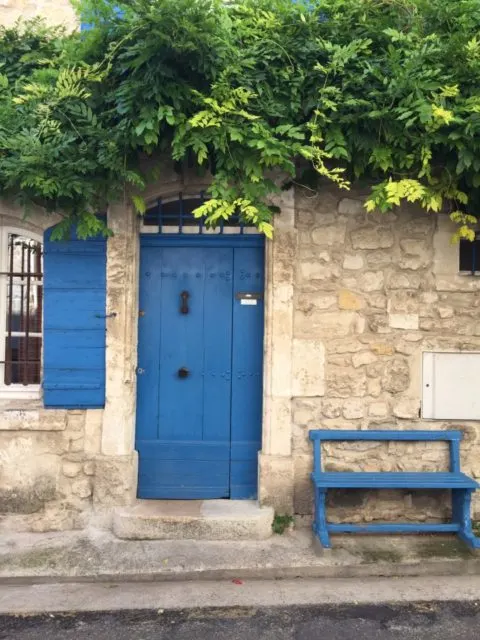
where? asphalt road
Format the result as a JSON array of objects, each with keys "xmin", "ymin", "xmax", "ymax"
[{"xmin": 2, "ymin": 602, "xmax": 480, "ymax": 640}]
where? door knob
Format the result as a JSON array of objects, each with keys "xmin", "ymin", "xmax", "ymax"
[{"xmin": 178, "ymin": 367, "xmax": 189, "ymax": 379}]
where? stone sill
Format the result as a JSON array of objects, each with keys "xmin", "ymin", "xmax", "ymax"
[{"xmin": 1, "ymin": 400, "xmax": 68, "ymax": 431}]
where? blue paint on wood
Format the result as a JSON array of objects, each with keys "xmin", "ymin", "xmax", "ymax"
[
  {"xmin": 230, "ymin": 247, "xmax": 264, "ymax": 498},
  {"xmin": 136, "ymin": 236, "xmax": 264, "ymax": 499},
  {"xmin": 43, "ymin": 228, "xmax": 106, "ymax": 408},
  {"xmin": 309, "ymin": 429, "xmax": 480, "ymax": 549}
]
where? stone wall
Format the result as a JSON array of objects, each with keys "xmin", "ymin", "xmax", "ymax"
[
  {"xmin": 0, "ymin": 0, "xmax": 77, "ymax": 28},
  {"xmin": 0, "ymin": 403, "xmax": 102, "ymax": 531},
  {"xmin": 292, "ymin": 186, "xmax": 480, "ymax": 523}
]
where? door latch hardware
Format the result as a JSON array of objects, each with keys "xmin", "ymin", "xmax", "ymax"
[
  {"xmin": 178, "ymin": 367, "xmax": 189, "ymax": 379},
  {"xmin": 136, "ymin": 367, "xmax": 145, "ymax": 375},
  {"xmin": 180, "ymin": 291, "xmax": 190, "ymax": 314}
]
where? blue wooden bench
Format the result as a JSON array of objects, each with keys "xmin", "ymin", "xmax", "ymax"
[{"xmin": 309, "ymin": 430, "xmax": 480, "ymax": 549}]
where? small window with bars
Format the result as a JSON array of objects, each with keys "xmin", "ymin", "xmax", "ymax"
[
  {"xmin": 459, "ymin": 235, "xmax": 480, "ymax": 275},
  {"xmin": 0, "ymin": 228, "xmax": 43, "ymax": 396}
]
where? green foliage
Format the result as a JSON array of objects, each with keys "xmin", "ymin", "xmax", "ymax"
[
  {"xmin": 272, "ymin": 514, "xmax": 294, "ymax": 535},
  {"xmin": 1, "ymin": 0, "xmax": 480, "ymax": 236}
]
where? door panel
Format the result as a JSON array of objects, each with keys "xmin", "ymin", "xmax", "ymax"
[
  {"xmin": 136, "ymin": 238, "xmax": 264, "ymax": 500},
  {"xmin": 230, "ymin": 248, "xmax": 265, "ymax": 498},
  {"xmin": 136, "ymin": 246, "xmax": 233, "ymax": 499}
]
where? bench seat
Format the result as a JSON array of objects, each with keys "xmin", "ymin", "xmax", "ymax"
[
  {"xmin": 312, "ymin": 471, "xmax": 479, "ymax": 490},
  {"xmin": 309, "ymin": 429, "xmax": 480, "ymax": 550}
]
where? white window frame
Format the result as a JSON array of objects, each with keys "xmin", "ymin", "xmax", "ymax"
[{"xmin": 0, "ymin": 226, "xmax": 43, "ymax": 399}]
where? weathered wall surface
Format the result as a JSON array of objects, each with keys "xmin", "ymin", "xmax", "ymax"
[
  {"xmin": 0, "ymin": 202, "xmax": 104, "ymax": 532},
  {"xmin": 0, "ymin": 0, "xmax": 77, "ymax": 28},
  {"xmin": 292, "ymin": 186, "xmax": 480, "ymax": 523}
]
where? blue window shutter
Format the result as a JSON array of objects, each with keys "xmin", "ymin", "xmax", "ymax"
[{"xmin": 43, "ymin": 227, "xmax": 107, "ymax": 408}]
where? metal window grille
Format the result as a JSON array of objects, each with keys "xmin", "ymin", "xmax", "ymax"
[
  {"xmin": 1, "ymin": 234, "xmax": 43, "ymax": 386},
  {"xmin": 140, "ymin": 193, "xmax": 258, "ymax": 235},
  {"xmin": 459, "ymin": 235, "xmax": 480, "ymax": 274}
]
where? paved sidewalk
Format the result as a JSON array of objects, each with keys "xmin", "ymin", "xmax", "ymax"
[
  {"xmin": 1, "ymin": 575, "xmax": 480, "ymax": 614},
  {"xmin": 1, "ymin": 527, "xmax": 480, "ymax": 584}
]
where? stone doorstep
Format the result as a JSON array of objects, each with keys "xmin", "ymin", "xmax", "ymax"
[{"xmin": 112, "ymin": 499, "xmax": 275, "ymax": 541}]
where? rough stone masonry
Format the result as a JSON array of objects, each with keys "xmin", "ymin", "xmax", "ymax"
[
  {"xmin": 1, "ymin": 1, "xmax": 480, "ymax": 534},
  {"xmin": 292, "ymin": 185, "xmax": 480, "ymax": 524}
]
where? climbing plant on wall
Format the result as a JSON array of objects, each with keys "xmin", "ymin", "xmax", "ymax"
[{"xmin": 0, "ymin": 0, "xmax": 480, "ymax": 238}]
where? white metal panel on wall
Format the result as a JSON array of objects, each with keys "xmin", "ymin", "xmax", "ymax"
[{"xmin": 423, "ymin": 352, "xmax": 480, "ymax": 419}]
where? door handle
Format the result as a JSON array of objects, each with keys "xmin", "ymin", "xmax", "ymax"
[
  {"xmin": 180, "ymin": 291, "xmax": 190, "ymax": 314},
  {"xmin": 178, "ymin": 367, "xmax": 189, "ymax": 379}
]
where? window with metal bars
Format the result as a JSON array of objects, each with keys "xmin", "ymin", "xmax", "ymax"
[
  {"xmin": 140, "ymin": 194, "xmax": 258, "ymax": 235},
  {"xmin": 0, "ymin": 228, "xmax": 43, "ymax": 396}
]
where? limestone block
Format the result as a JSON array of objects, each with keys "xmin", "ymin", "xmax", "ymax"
[
  {"xmin": 351, "ymin": 227, "xmax": 394, "ymax": 250},
  {"xmin": 367, "ymin": 378, "xmax": 382, "ymax": 397},
  {"xmin": 342, "ymin": 399, "xmax": 364, "ymax": 419},
  {"xmin": 338, "ymin": 198, "xmax": 364, "ymax": 215},
  {"xmin": 311, "ymin": 223, "xmax": 347, "ymax": 246},
  {"xmin": 365, "ymin": 250, "xmax": 395, "ymax": 267},
  {"xmin": 387, "ymin": 290, "xmax": 420, "ymax": 314},
  {"xmin": 393, "ymin": 398, "xmax": 420, "ymax": 419},
  {"xmin": 352, "ymin": 351, "xmax": 377, "ymax": 368},
  {"xmin": 258, "ymin": 453, "xmax": 294, "ymax": 514},
  {"xmin": 382, "ymin": 357, "xmax": 410, "ymax": 394},
  {"xmin": 438, "ymin": 306, "xmax": 455, "ymax": 319},
  {"xmin": 343, "ymin": 254, "xmax": 364, "ymax": 270},
  {"xmin": 1, "ymin": 410, "xmax": 67, "ymax": 431},
  {"xmin": 292, "ymin": 398, "xmax": 323, "ymax": 426},
  {"xmin": 292, "ymin": 423, "xmax": 310, "ymax": 454},
  {"xmin": 0, "ymin": 0, "xmax": 78, "ymax": 27},
  {"xmin": 298, "ymin": 261, "xmax": 341, "ymax": 281},
  {"xmin": 358, "ymin": 271, "xmax": 384, "ymax": 292},
  {"xmin": 368, "ymin": 294, "xmax": 387, "ymax": 309},
  {"xmin": 328, "ymin": 354, "xmax": 353, "ymax": 367},
  {"xmin": 387, "ymin": 272, "xmax": 423, "ymax": 289},
  {"xmin": 402, "ymin": 332, "xmax": 423, "ymax": 342},
  {"xmin": 93, "ymin": 454, "xmax": 138, "ymax": 508},
  {"xmin": 293, "ymin": 455, "xmax": 314, "ymax": 515},
  {"xmin": 292, "ymin": 339, "xmax": 325, "ymax": 397},
  {"xmin": 322, "ymin": 400, "xmax": 343, "ymax": 418},
  {"xmin": 83, "ymin": 461, "xmax": 95, "ymax": 476},
  {"xmin": 295, "ymin": 310, "xmax": 361, "ymax": 339},
  {"xmin": 84, "ymin": 410, "xmax": 103, "ymax": 455},
  {"xmin": 370, "ymin": 343, "xmax": 395, "ymax": 356},
  {"xmin": 71, "ymin": 479, "xmax": 92, "ymax": 499},
  {"xmin": 388, "ymin": 313, "xmax": 419, "ymax": 330},
  {"xmin": 327, "ymin": 366, "xmax": 367, "ymax": 398},
  {"xmin": 67, "ymin": 411, "xmax": 86, "ymax": 432},
  {"xmin": 296, "ymin": 292, "xmax": 337, "ymax": 313},
  {"xmin": 338, "ymin": 289, "xmax": 364, "ymax": 310},
  {"xmin": 400, "ymin": 238, "xmax": 430, "ymax": 256},
  {"xmin": 62, "ymin": 461, "xmax": 82, "ymax": 478},
  {"xmin": 368, "ymin": 314, "xmax": 392, "ymax": 334},
  {"xmin": 398, "ymin": 256, "xmax": 429, "ymax": 270},
  {"xmin": 369, "ymin": 402, "xmax": 389, "ymax": 418}
]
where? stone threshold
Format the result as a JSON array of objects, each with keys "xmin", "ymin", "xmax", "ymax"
[
  {"xmin": 112, "ymin": 499, "xmax": 274, "ymax": 541},
  {"xmin": 1, "ymin": 529, "xmax": 480, "ymax": 585}
]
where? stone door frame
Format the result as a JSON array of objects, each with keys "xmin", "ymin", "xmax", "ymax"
[{"xmin": 98, "ymin": 180, "xmax": 297, "ymax": 514}]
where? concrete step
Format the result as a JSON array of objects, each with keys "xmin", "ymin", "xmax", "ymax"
[{"xmin": 112, "ymin": 499, "xmax": 275, "ymax": 541}]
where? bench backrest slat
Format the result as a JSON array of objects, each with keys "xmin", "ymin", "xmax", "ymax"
[
  {"xmin": 309, "ymin": 430, "xmax": 462, "ymax": 442},
  {"xmin": 309, "ymin": 429, "xmax": 463, "ymax": 474}
]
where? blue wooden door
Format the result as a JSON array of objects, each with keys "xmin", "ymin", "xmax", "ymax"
[{"xmin": 136, "ymin": 237, "xmax": 264, "ymax": 499}]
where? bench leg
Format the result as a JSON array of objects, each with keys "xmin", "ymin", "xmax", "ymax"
[
  {"xmin": 452, "ymin": 489, "xmax": 480, "ymax": 549},
  {"xmin": 313, "ymin": 487, "xmax": 331, "ymax": 548}
]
